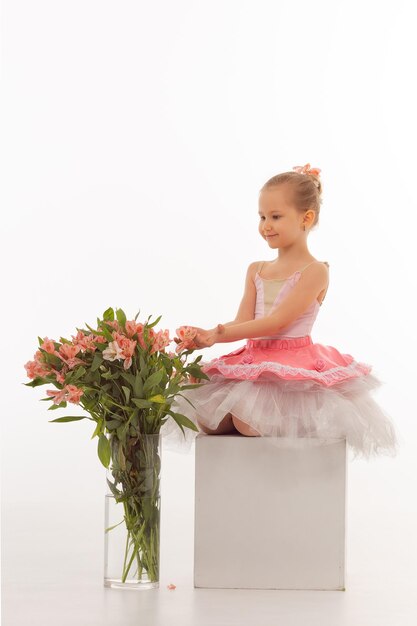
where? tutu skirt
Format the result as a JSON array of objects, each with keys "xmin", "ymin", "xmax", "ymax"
[{"xmin": 160, "ymin": 335, "xmax": 400, "ymax": 461}]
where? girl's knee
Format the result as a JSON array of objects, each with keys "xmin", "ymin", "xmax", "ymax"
[{"xmin": 197, "ymin": 413, "xmax": 237, "ymax": 435}]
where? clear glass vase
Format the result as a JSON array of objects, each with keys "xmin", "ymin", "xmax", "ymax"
[{"xmin": 104, "ymin": 432, "xmax": 162, "ymax": 589}]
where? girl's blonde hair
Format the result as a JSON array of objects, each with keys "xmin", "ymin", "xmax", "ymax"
[{"xmin": 259, "ymin": 171, "xmax": 323, "ymax": 229}]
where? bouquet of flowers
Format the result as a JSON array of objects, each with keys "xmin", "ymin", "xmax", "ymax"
[{"xmin": 23, "ymin": 307, "xmax": 208, "ymax": 587}]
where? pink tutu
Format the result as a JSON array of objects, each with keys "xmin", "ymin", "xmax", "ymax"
[
  {"xmin": 203, "ymin": 335, "xmax": 371, "ymax": 387},
  {"xmin": 161, "ymin": 335, "xmax": 400, "ymax": 461}
]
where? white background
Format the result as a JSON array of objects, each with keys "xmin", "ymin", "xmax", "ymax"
[{"xmin": 2, "ymin": 1, "xmax": 417, "ymax": 624}]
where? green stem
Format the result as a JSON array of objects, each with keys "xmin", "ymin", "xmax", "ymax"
[
  {"xmin": 121, "ymin": 509, "xmax": 130, "ymax": 575},
  {"xmin": 121, "ymin": 522, "xmax": 146, "ymax": 583}
]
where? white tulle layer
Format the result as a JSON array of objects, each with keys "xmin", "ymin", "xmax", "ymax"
[{"xmin": 160, "ymin": 370, "xmax": 400, "ymax": 461}]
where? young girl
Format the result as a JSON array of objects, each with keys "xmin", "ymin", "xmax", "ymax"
[{"xmin": 162, "ymin": 163, "xmax": 400, "ymax": 460}]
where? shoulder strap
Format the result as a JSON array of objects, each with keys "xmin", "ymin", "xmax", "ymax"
[
  {"xmin": 299, "ymin": 260, "xmax": 329, "ymax": 273},
  {"xmin": 257, "ymin": 261, "xmax": 265, "ymax": 274}
]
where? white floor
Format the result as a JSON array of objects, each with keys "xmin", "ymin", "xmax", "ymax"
[{"xmin": 2, "ymin": 443, "xmax": 417, "ymax": 626}]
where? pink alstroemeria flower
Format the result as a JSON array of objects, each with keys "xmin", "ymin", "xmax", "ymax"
[
  {"xmin": 105, "ymin": 320, "xmax": 122, "ymax": 331},
  {"xmin": 150, "ymin": 329, "xmax": 171, "ymax": 355},
  {"xmin": 125, "ymin": 320, "xmax": 145, "ymax": 338},
  {"xmin": 57, "ymin": 343, "xmax": 85, "ymax": 369},
  {"xmin": 102, "ymin": 340, "xmax": 125, "ymax": 363},
  {"xmin": 174, "ymin": 326, "xmax": 198, "ymax": 353},
  {"xmin": 55, "ymin": 369, "xmax": 67, "ymax": 384},
  {"xmin": 24, "ymin": 359, "xmax": 50, "ymax": 379},
  {"xmin": 40, "ymin": 337, "xmax": 56, "ymax": 354},
  {"xmin": 72, "ymin": 330, "xmax": 105, "ymax": 352},
  {"xmin": 46, "ymin": 383, "xmax": 84, "ymax": 405},
  {"xmin": 102, "ymin": 335, "xmax": 136, "ymax": 369},
  {"xmin": 65, "ymin": 384, "xmax": 84, "ymax": 404}
]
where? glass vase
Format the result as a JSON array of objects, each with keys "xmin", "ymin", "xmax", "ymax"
[{"xmin": 104, "ymin": 432, "xmax": 162, "ymax": 589}]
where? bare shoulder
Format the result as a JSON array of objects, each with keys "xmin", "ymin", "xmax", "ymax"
[
  {"xmin": 247, "ymin": 260, "xmax": 263, "ymax": 278},
  {"xmin": 301, "ymin": 260, "xmax": 329, "ymax": 286},
  {"xmin": 305, "ymin": 260, "xmax": 330, "ymax": 273}
]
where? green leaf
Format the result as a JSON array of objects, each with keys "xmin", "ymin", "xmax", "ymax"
[
  {"xmin": 72, "ymin": 366, "xmax": 86, "ymax": 381},
  {"xmin": 105, "ymin": 519, "xmax": 125, "ymax": 533},
  {"xmin": 103, "ymin": 307, "xmax": 115, "ymax": 321},
  {"xmin": 186, "ymin": 365, "xmax": 210, "ymax": 380},
  {"xmin": 116, "ymin": 308, "xmax": 126, "ymax": 327},
  {"xmin": 42, "ymin": 352, "xmax": 62, "ymax": 367},
  {"xmin": 143, "ymin": 369, "xmax": 164, "ymax": 394},
  {"xmin": 23, "ymin": 377, "xmax": 47, "ymax": 388},
  {"xmin": 116, "ymin": 424, "xmax": 128, "ymax": 440},
  {"xmin": 146, "ymin": 315, "xmax": 162, "ymax": 329},
  {"xmin": 49, "ymin": 415, "xmax": 88, "ymax": 423},
  {"xmin": 98, "ymin": 434, "xmax": 111, "ymax": 468},
  {"xmin": 101, "ymin": 370, "xmax": 120, "ymax": 380},
  {"xmin": 90, "ymin": 419, "xmax": 103, "ymax": 439},
  {"xmin": 106, "ymin": 477, "xmax": 122, "ymax": 500},
  {"xmin": 148, "ymin": 394, "xmax": 166, "ymax": 404},
  {"xmin": 133, "ymin": 371, "xmax": 143, "ymax": 397},
  {"xmin": 104, "ymin": 419, "xmax": 122, "ymax": 431},
  {"xmin": 118, "ymin": 444, "xmax": 126, "ymax": 470},
  {"xmin": 47, "ymin": 401, "xmax": 67, "ymax": 410},
  {"xmin": 121, "ymin": 385, "xmax": 131, "ymax": 404},
  {"xmin": 132, "ymin": 398, "xmax": 153, "ymax": 409},
  {"xmin": 100, "ymin": 324, "xmax": 114, "ymax": 342},
  {"xmin": 127, "ymin": 409, "xmax": 139, "ymax": 428},
  {"xmin": 86, "ymin": 323, "xmax": 100, "ymax": 334},
  {"xmin": 134, "ymin": 309, "xmax": 141, "ymax": 321},
  {"xmin": 91, "ymin": 353, "xmax": 102, "ymax": 372},
  {"xmin": 120, "ymin": 372, "xmax": 135, "ymax": 386},
  {"xmin": 174, "ymin": 392, "xmax": 199, "ymax": 412},
  {"xmin": 165, "ymin": 381, "xmax": 180, "ymax": 397},
  {"xmin": 168, "ymin": 410, "xmax": 199, "ymax": 432}
]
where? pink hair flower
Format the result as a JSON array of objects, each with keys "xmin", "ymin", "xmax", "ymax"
[{"xmin": 292, "ymin": 163, "xmax": 321, "ymax": 178}]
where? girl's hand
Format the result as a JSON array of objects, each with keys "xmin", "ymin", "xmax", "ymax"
[
  {"xmin": 193, "ymin": 328, "xmax": 216, "ymax": 349},
  {"xmin": 193, "ymin": 325, "xmax": 224, "ymax": 349},
  {"xmin": 174, "ymin": 324, "xmax": 225, "ymax": 351}
]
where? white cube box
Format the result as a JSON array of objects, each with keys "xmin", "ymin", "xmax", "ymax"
[{"xmin": 194, "ymin": 433, "xmax": 347, "ymax": 590}]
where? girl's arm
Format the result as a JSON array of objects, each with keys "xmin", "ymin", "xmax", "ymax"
[
  {"xmin": 216, "ymin": 264, "xmax": 328, "ymax": 343},
  {"xmin": 216, "ymin": 317, "xmax": 282, "ymax": 343}
]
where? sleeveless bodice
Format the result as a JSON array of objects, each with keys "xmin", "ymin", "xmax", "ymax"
[{"xmin": 254, "ymin": 260, "xmax": 329, "ymax": 339}]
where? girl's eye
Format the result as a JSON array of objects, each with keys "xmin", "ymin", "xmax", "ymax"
[{"xmin": 259, "ymin": 216, "xmax": 280, "ymax": 220}]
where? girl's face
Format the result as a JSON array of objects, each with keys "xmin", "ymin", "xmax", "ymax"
[{"xmin": 258, "ymin": 186, "xmax": 307, "ymax": 249}]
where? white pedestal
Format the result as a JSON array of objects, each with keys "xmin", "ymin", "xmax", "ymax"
[{"xmin": 194, "ymin": 433, "xmax": 347, "ymax": 590}]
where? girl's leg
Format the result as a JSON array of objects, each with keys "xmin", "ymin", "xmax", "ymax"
[
  {"xmin": 197, "ymin": 412, "xmax": 239, "ymax": 435},
  {"xmin": 231, "ymin": 414, "xmax": 261, "ymax": 436}
]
